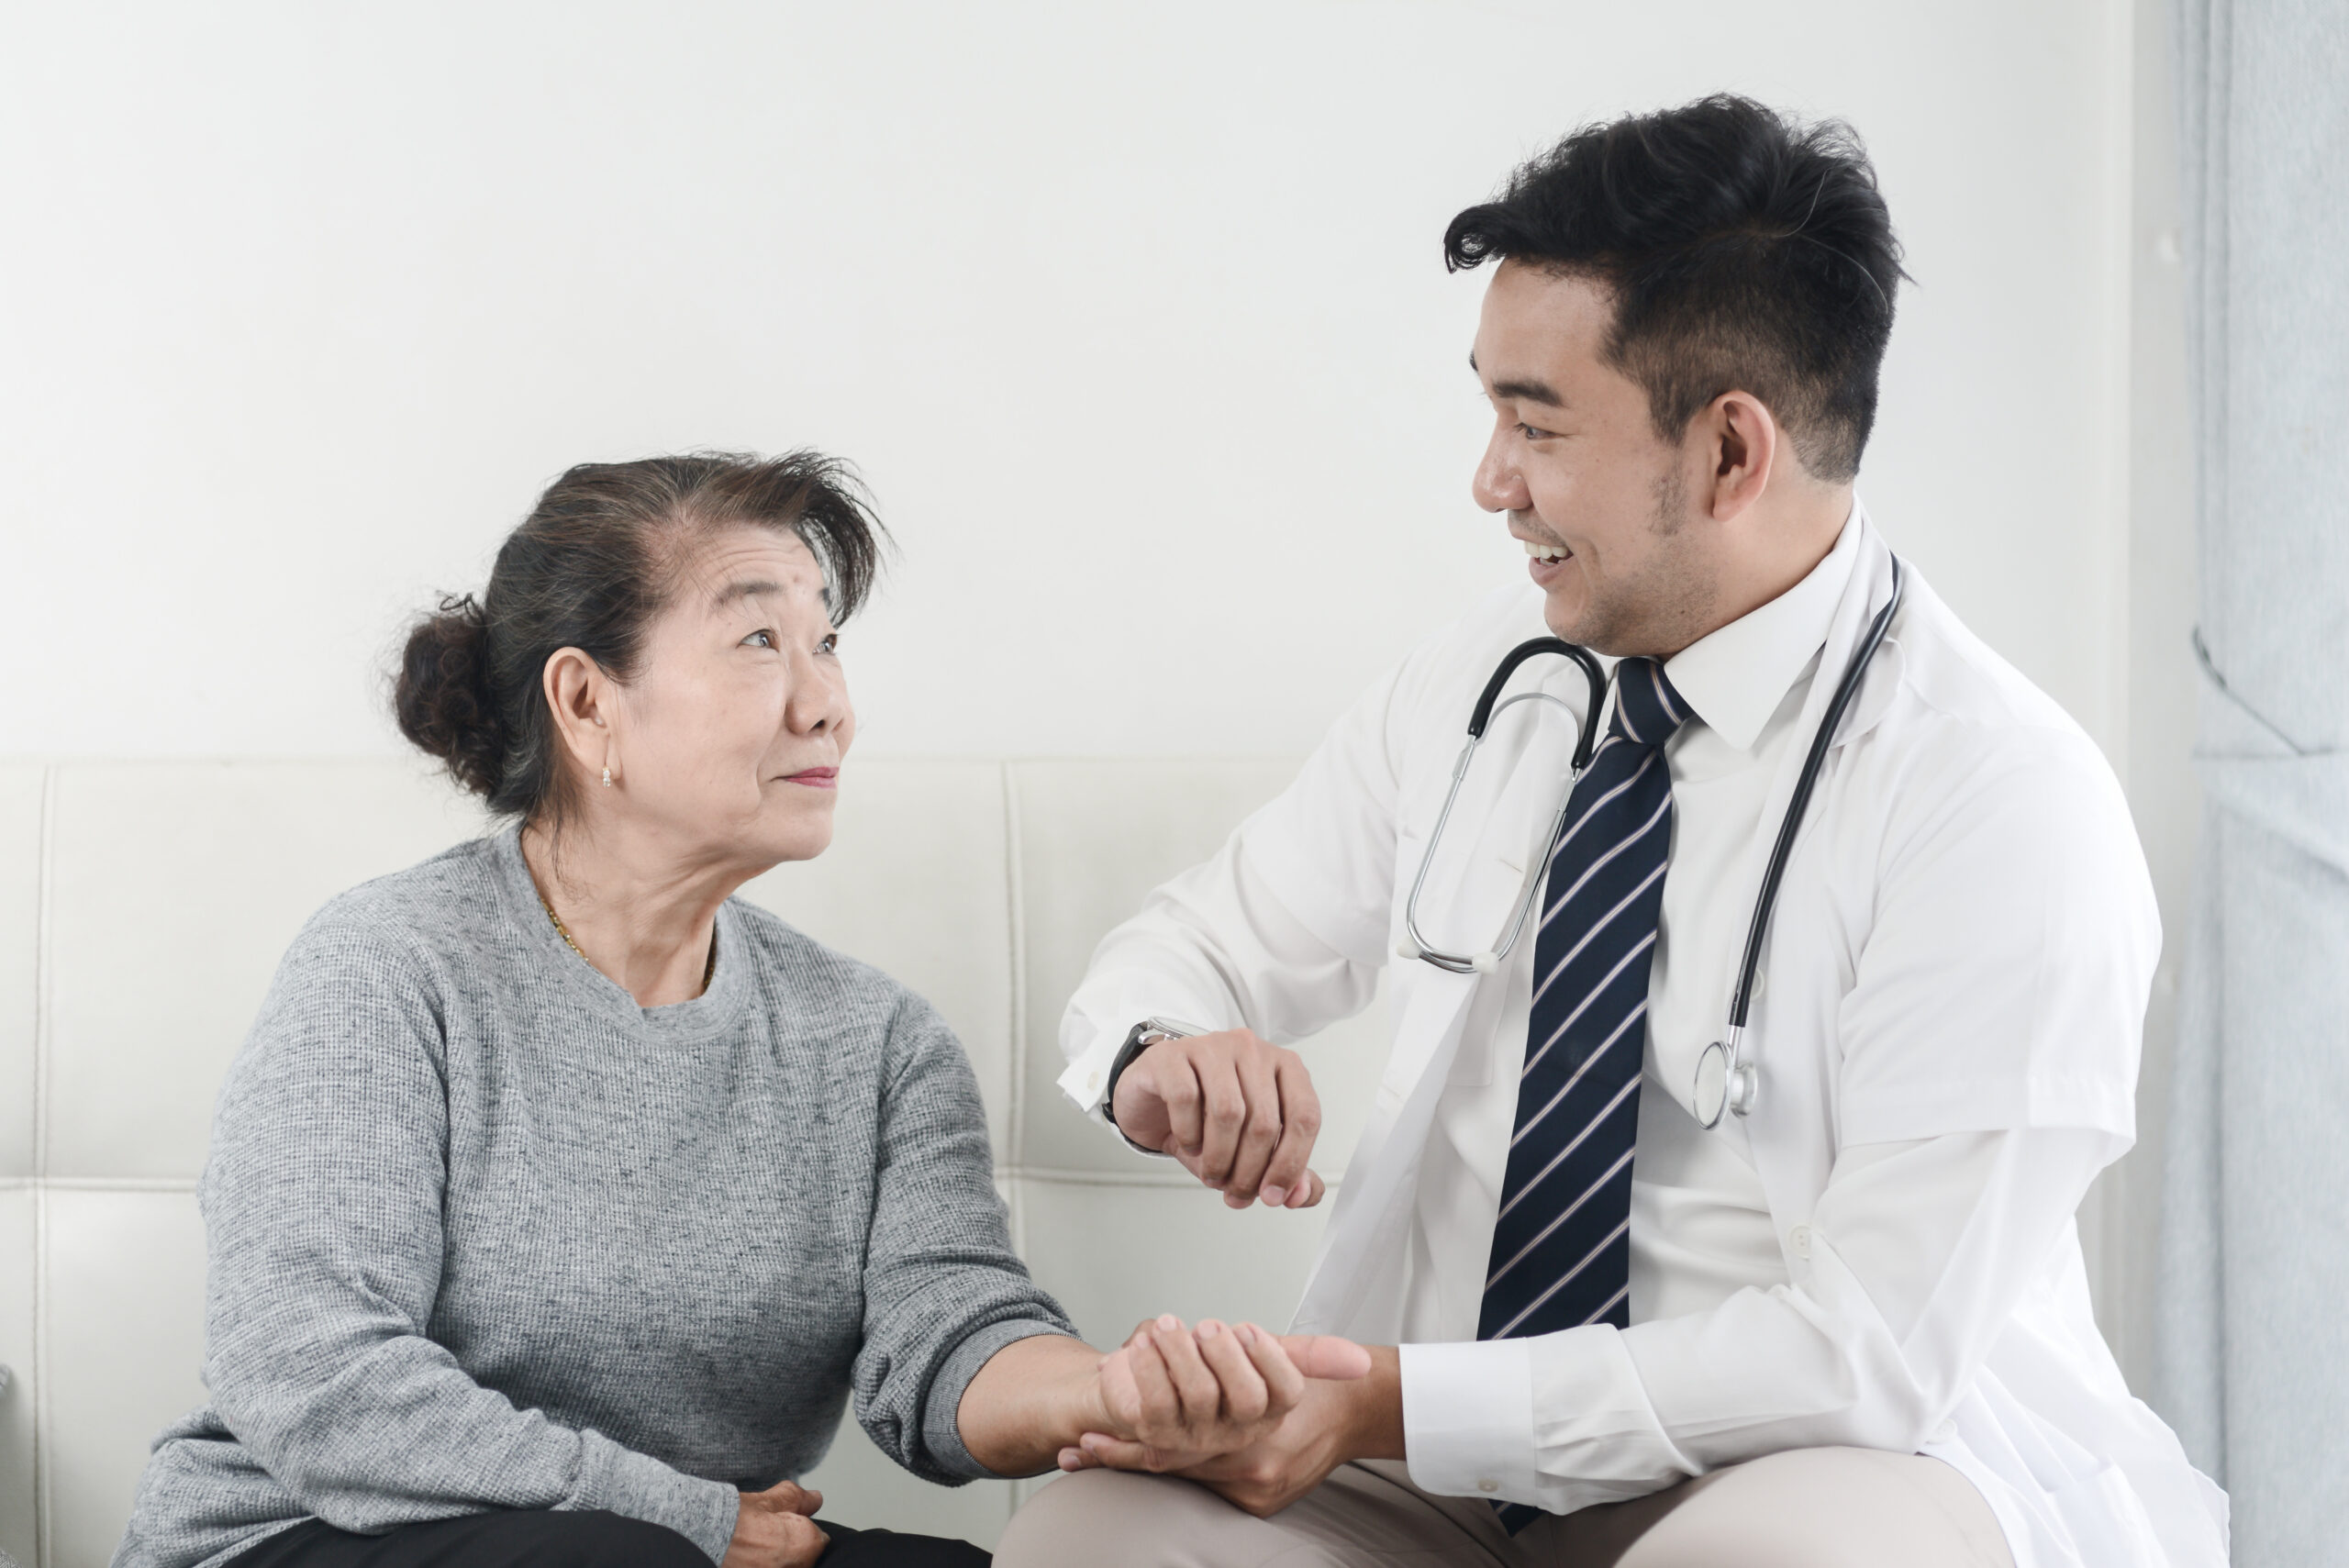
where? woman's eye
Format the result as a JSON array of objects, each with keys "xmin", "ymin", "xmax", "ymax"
[
  {"xmin": 743, "ymin": 629, "xmax": 774, "ymax": 649},
  {"xmin": 817, "ymin": 633, "xmax": 840, "ymax": 655}
]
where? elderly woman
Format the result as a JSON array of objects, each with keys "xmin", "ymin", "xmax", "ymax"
[{"xmin": 114, "ymin": 453, "xmax": 1364, "ymax": 1568}]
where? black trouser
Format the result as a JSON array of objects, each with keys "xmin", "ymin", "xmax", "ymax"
[{"xmin": 223, "ymin": 1508, "xmax": 989, "ymax": 1568}]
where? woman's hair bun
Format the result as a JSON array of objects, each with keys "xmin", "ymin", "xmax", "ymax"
[{"xmin": 395, "ymin": 593, "xmax": 507, "ymax": 800}]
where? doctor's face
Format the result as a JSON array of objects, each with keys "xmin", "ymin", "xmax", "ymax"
[{"xmin": 1471, "ymin": 261, "xmax": 1714, "ymax": 657}]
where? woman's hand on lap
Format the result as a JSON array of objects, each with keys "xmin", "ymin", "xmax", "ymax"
[{"xmin": 722, "ymin": 1479, "xmax": 827, "ymax": 1568}]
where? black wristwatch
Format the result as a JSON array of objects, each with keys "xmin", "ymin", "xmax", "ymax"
[{"xmin": 1102, "ymin": 1016, "xmax": 1200, "ymax": 1149}]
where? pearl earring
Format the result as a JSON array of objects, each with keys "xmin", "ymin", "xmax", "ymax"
[{"xmin": 601, "ymin": 766, "xmax": 613, "ymax": 788}]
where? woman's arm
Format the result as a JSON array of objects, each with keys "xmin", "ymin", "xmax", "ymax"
[
  {"xmin": 201, "ymin": 911, "xmax": 740, "ymax": 1562},
  {"xmin": 954, "ymin": 1319, "xmax": 1374, "ymax": 1477},
  {"xmin": 847, "ymin": 990, "xmax": 1081, "ymax": 1480},
  {"xmin": 852, "ymin": 992, "xmax": 1372, "ymax": 1480}
]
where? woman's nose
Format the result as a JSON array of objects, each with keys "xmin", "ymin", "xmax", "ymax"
[{"xmin": 785, "ymin": 657, "xmax": 848, "ymax": 736}]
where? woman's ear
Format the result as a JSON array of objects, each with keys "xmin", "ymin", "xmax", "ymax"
[{"xmin": 541, "ymin": 647, "xmax": 617, "ymax": 788}]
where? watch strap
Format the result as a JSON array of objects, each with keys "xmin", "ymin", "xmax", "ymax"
[{"xmin": 1102, "ymin": 1017, "xmax": 1201, "ymax": 1149}]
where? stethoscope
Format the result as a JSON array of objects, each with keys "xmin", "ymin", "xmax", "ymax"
[{"xmin": 1397, "ymin": 557, "xmax": 1906, "ymax": 1129}]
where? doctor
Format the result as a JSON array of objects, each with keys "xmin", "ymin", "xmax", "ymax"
[{"xmin": 996, "ymin": 97, "xmax": 2227, "ymax": 1568}]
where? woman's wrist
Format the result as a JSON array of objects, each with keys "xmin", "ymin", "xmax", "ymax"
[
  {"xmin": 1046, "ymin": 1340, "xmax": 1116, "ymax": 1444},
  {"xmin": 955, "ymin": 1333, "xmax": 1107, "ymax": 1476}
]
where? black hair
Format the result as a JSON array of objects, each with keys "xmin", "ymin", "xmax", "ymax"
[
  {"xmin": 395, "ymin": 450, "xmax": 887, "ymax": 823},
  {"xmin": 1444, "ymin": 95, "xmax": 1906, "ymax": 483}
]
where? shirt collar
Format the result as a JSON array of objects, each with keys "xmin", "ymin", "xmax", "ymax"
[{"xmin": 1662, "ymin": 503, "xmax": 1865, "ymax": 753}]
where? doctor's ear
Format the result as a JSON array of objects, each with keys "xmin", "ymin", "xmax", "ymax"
[{"xmin": 1699, "ymin": 390, "xmax": 1782, "ymax": 523}]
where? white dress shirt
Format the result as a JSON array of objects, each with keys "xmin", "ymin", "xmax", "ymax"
[
  {"xmin": 1058, "ymin": 506, "xmax": 2226, "ymax": 1567},
  {"xmin": 1393, "ymin": 514, "xmax": 2113, "ymax": 1495}
]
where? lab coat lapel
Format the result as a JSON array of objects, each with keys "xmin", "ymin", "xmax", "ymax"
[
  {"xmin": 1292, "ymin": 964, "xmax": 1475, "ymax": 1337},
  {"xmin": 1738, "ymin": 519, "xmax": 1901, "ymax": 1220},
  {"xmin": 1381, "ymin": 646, "xmax": 1589, "ymax": 1097},
  {"xmin": 1296, "ymin": 650, "xmax": 1590, "ymax": 1336}
]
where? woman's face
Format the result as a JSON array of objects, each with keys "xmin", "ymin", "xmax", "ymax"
[{"xmin": 603, "ymin": 526, "xmax": 854, "ymax": 873}]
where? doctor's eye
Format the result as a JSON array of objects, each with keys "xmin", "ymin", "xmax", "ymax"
[{"xmin": 1518, "ymin": 421, "xmax": 1559, "ymax": 441}]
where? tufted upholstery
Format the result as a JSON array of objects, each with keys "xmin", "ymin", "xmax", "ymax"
[{"xmin": 0, "ymin": 758, "xmax": 1390, "ymax": 1566}]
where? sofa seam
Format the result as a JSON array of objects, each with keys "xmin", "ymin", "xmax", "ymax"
[{"xmin": 32, "ymin": 763, "xmax": 53, "ymax": 1568}]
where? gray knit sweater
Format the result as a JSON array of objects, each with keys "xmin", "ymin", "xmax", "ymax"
[{"xmin": 114, "ymin": 828, "xmax": 1073, "ymax": 1568}]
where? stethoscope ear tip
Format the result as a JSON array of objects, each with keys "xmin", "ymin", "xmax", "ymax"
[
  {"xmin": 1471, "ymin": 951, "xmax": 1499, "ymax": 973},
  {"xmin": 1395, "ymin": 940, "xmax": 1421, "ymax": 961}
]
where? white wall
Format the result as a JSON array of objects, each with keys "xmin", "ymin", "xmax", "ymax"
[
  {"xmin": 3, "ymin": 0, "xmax": 2134, "ymax": 762},
  {"xmin": 1, "ymin": 0, "xmax": 2185, "ymax": 1371},
  {"xmin": 2096, "ymin": 0, "xmax": 2197, "ymax": 1397}
]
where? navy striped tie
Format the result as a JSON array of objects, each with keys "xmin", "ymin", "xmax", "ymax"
[{"xmin": 1479, "ymin": 657, "xmax": 1687, "ymax": 1533}]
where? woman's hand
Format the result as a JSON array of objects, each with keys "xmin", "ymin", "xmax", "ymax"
[
  {"xmin": 1059, "ymin": 1315, "xmax": 1372, "ymax": 1474},
  {"xmin": 720, "ymin": 1479, "xmax": 827, "ymax": 1568},
  {"xmin": 1115, "ymin": 1345, "xmax": 1404, "ymax": 1518}
]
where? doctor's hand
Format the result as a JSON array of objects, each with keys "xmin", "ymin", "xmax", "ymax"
[
  {"xmin": 1111, "ymin": 1029, "xmax": 1326, "ymax": 1208},
  {"xmin": 1058, "ymin": 1316, "xmax": 1372, "ymax": 1476},
  {"xmin": 720, "ymin": 1479, "xmax": 826, "ymax": 1568},
  {"xmin": 1070, "ymin": 1342, "xmax": 1404, "ymax": 1519}
]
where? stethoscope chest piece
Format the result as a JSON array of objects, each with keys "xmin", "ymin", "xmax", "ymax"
[{"xmin": 1693, "ymin": 1032, "xmax": 1757, "ymax": 1129}]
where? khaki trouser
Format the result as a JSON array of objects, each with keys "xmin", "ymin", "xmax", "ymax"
[{"xmin": 994, "ymin": 1449, "xmax": 2014, "ymax": 1568}]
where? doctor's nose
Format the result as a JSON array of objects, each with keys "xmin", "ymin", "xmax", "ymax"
[{"xmin": 1473, "ymin": 428, "xmax": 1530, "ymax": 514}]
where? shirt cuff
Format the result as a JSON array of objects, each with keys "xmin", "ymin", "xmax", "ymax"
[
  {"xmin": 1055, "ymin": 1021, "xmax": 1177, "ymax": 1157},
  {"xmin": 920, "ymin": 1318, "xmax": 1081, "ymax": 1480},
  {"xmin": 1528, "ymin": 1326, "xmax": 1694, "ymax": 1512},
  {"xmin": 1399, "ymin": 1339, "xmax": 1540, "ymax": 1507},
  {"xmin": 576, "ymin": 1430, "xmax": 740, "ymax": 1565},
  {"xmin": 1056, "ymin": 1027, "xmax": 1123, "ymax": 1118}
]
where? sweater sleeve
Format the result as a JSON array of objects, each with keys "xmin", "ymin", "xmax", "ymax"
[
  {"xmin": 197, "ymin": 911, "xmax": 741, "ymax": 1563},
  {"xmin": 850, "ymin": 992, "xmax": 1078, "ymax": 1482}
]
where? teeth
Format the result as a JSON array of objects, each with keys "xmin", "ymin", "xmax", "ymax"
[{"xmin": 1521, "ymin": 540, "xmax": 1568, "ymax": 562}]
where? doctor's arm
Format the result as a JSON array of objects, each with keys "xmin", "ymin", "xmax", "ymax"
[
  {"xmin": 1398, "ymin": 726, "xmax": 2157, "ymax": 1514},
  {"xmin": 1125, "ymin": 726, "xmax": 2155, "ymax": 1516},
  {"xmin": 1059, "ymin": 650, "xmax": 1424, "ymax": 1206},
  {"xmin": 1125, "ymin": 1126, "xmax": 2112, "ymax": 1518},
  {"xmin": 1397, "ymin": 1125, "xmax": 2120, "ymax": 1513}
]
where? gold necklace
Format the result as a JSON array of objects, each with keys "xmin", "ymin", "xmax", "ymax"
[{"xmin": 538, "ymin": 892, "xmax": 718, "ymax": 991}]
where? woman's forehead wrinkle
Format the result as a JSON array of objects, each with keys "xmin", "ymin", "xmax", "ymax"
[{"xmin": 677, "ymin": 529, "xmax": 826, "ymax": 614}]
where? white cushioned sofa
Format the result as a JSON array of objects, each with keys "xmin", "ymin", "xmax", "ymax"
[
  {"xmin": 0, "ymin": 757, "xmax": 1397, "ymax": 1567},
  {"xmin": 0, "ymin": 755, "xmax": 2140, "ymax": 1567}
]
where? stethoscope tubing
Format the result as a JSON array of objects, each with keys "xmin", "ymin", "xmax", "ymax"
[
  {"xmin": 1399, "ymin": 639, "xmax": 1606, "ymax": 974},
  {"xmin": 1401, "ymin": 555, "xmax": 1908, "ymax": 1123},
  {"xmin": 1724, "ymin": 555, "xmax": 1906, "ymax": 1032}
]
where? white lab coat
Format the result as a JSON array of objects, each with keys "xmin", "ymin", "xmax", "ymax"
[{"xmin": 1060, "ymin": 516, "xmax": 2228, "ymax": 1568}]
